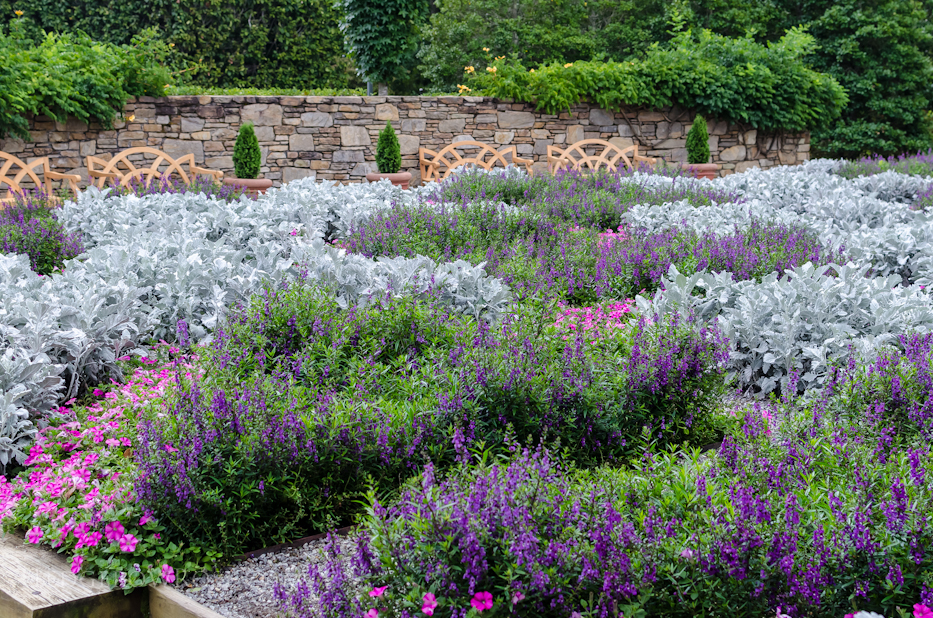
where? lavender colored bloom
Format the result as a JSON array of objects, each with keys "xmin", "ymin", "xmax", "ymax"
[
  {"xmin": 0, "ymin": 189, "xmax": 84, "ymax": 274},
  {"xmin": 103, "ymin": 174, "xmax": 253, "ymax": 202}
]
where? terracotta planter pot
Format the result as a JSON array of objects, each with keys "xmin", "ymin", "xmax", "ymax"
[
  {"xmin": 366, "ymin": 171, "xmax": 412, "ymax": 189},
  {"xmin": 683, "ymin": 163, "xmax": 720, "ymax": 180},
  {"xmin": 223, "ymin": 177, "xmax": 274, "ymax": 197}
]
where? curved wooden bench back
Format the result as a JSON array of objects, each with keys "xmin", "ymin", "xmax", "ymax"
[
  {"xmin": 1, "ymin": 153, "xmax": 81, "ymax": 206},
  {"xmin": 86, "ymin": 147, "xmax": 223, "ymax": 189},
  {"xmin": 547, "ymin": 139, "xmax": 657, "ymax": 174},
  {"xmin": 419, "ymin": 140, "xmax": 533, "ymax": 183}
]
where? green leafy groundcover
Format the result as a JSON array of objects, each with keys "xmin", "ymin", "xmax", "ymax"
[
  {"xmin": 466, "ymin": 28, "xmax": 847, "ymax": 133},
  {"xmin": 0, "ymin": 26, "xmax": 170, "ymax": 140}
]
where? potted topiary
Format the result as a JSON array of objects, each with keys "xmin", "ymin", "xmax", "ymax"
[
  {"xmin": 366, "ymin": 121, "xmax": 412, "ymax": 189},
  {"xmin": 683, "ymin": 114, "xmax": 719, "ymax": 180},
  {"xmin": 223, "ymin": 122, "xmax": 273, "ymax": 195}
]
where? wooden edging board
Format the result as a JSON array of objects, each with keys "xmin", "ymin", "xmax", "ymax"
[
  {"xmin": 0, "ymin": 531, "xmax": 143, "ymax": 618},
  {"xmin": 1, "ymin": 526, "xmax": 355, "ymax": 618}
]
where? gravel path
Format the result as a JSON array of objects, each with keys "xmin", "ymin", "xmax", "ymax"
[{"xmin": 173, "ymin": 536, "xmax": 357, "ymax": 618}]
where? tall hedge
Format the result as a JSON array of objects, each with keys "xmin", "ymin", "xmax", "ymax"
[{"xmin": 0, "ymin": 0, "xmax": 349, "ymax": 89}]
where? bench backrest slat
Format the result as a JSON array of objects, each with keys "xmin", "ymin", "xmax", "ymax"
[
  {"xmin": 419, "ymin": 141, "xmax": 533, "ymax": 182},
  {"xmin": 547, "ymin": 140, "xmax": 656, "ymax": 174},
  {"xmin": 86, "ymin": 147, "xmax": 223, "ymax": 189}
]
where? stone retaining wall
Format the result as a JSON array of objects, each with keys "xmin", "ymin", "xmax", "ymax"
[{"xmin": 1, "ymin": 95, "xmax": 810, "ymax": 186}]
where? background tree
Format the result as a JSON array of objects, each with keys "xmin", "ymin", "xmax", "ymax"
[
  {"xmin": 340, "ymin": 0, "xmax": 430, "ymax": 95},
  {"xmin": 418, "ymin": 0, "xmax": 670, "ymax": 92},
  {"xmin": 686, "ymin": 0, "xmax": 933, "ymax": 157}
]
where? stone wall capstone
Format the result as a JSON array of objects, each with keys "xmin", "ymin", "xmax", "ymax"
[{"xmin": 1, "ymin": 95, "xmax": 810, "ymax": 186}]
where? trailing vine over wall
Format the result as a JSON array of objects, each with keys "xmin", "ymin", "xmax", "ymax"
[{"xmin": 467, "ymin": 28, "xmax": 847, "ymax": 133}]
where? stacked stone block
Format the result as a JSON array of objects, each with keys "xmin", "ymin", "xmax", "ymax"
[{"xmin": 0, "ymin": 95, "xmax": 810, "ymax": 186}]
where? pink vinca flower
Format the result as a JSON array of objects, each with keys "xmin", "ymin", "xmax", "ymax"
[
  {"xmin": 104, "ymin": 520, "xmax": 125, "ymax": 542},
  {"xmin": 422, "ymin": 592, "xmax": 438, "ymax": 616},
  {"xmin": 161, "ymin": 564, "xmax": 176, "ymax": 583},
  {"xmin": 364, "ymin": 610, "xmax": 379, "ymax": 618},
  {"xmin": 26, "ymin": 526, "xmax": 43, "ymax": 544},
  {"xmin": 118, "ymin": 533, "xmax": 138, "ymax": 552},
  {"xmin": 470, "ymin": 591, "xmax": 493, "ymax": 612},
  {"xmin": 70, "ymin": 554, "xmax": 84, "ymax": 575},
  {"xmin": 511, "ymin": 591, "xmax": 525, "ymax": 604},
  {"xmin": 914, "ymin": 605, "xmax": 933, "ymax": 618},
  {"xmin": 369, "ymin": 586, "xmax": 388, "ymax": 598}
]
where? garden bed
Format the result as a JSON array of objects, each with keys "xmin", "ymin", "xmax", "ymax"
[{"xmin": 2, "ymin": 158, "xmax": 933, "ymax": 618}]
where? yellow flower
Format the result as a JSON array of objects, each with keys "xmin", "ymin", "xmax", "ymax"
[
  {"xmin": 169, "ymin": 43, "xmax": 175, "ymax": 47},
  {"xmin": 14, "ymin": 9, "xmax": 23, "ymax": 15},
  {"xmin": 164, "ymin": 84, "xmax": 171, "ymax": 89},
  {"xmin": 564, "ymin": 63, "xmax": 573, "ymax": 68},
  {"xmin": 486, "ymin": 66, "xmax": 497, "ymax": 73},
  {"xmin": 464, "ymin": 66, "xmax": 475, "ymax": 74},
  {"xmin": 126, "ymin": 114, "xmax": 136, "ymax": 122},
  {"xmin": 495, "ymin": 56, "xmax": 505, "ymax": 60},
  {"xmin": 457, "ymin": 84, "xmax": 472, "ymax": 94},
  {"xmin": 530, "ymin": 69, "xmax": 535, "ymax": 73},
  {"xmin": 482, "ymin": 47, "xmax": 490, "ymax": 52}
]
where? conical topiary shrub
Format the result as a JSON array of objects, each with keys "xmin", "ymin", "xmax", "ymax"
[
  {"xmin": 375, "ymin": 121, "xmax": 402, "ymax": 174},
  {"xmin": 685, "ymin": 115, "xmax": 711, "ymax": 165},
  {"xmin": 233, "ymin": 122, "xmax": 262, "ymax": 179}
]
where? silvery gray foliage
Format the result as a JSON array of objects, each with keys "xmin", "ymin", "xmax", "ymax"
[
  {"xmin": 643, "ymin": 262, "xmax": 933, "ymax": 396},
  {"xmin": 624, "ymin": 199, "xmax": 801, "ymax": 237},
  {"xmin": 291, "ymin": 240, "xmax": 512, "ymax": 320},
  {"xmin": 0, "ymin": 347, "xmax": 64, "ymax": 419},
  {"xmin": 629, "ymin": 161, "xmax": 933, "ymax": 287},
  {"xmin": 0, "ymin": 252, "xmax": 145, "ymax": 399},
  {"xmin": 0, "ymin": 387, "xmax": 35, "ymax": 469}
]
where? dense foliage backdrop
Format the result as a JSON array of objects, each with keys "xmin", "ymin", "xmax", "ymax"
[
  {"xmin": 2, "ymin": 0, "xmax": 933, "ymax": 157},
  {"xmin": 0, "ymin": 0, "xmax": 350, "ymax": 89}
]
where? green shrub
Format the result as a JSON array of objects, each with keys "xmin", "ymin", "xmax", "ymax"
[
  {"xmin": 1, "ymin": 0, "xmax": 350, "ymax": 90},
  {"xmin": 0, "ymin": 27, "xmax": 170, "ymax": 140},
  {"xmin": 375, "ymin": 121, "xmax": 402, "ymax": 174},
  {"xmin": 685, "ymin": 114, "xmax": 710, "ymax": 164},
  {"xmin": 233, "ymin": 123, "xmax": 261, "ymax": 179},
  {"xmin": 466, "ymin": 28, "xmax": 846, "ymax": 133}
]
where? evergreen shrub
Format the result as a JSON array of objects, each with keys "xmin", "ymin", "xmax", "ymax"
[
  {"xmin": 685, "ymin": 114, "xmax": 711, "ymax": 164},
  {"xmin": 375, "ymin": 121, "xmax": 402, "ymax": 174},
  {"xmin": 233, "ymin": 123, "xmax": 261, "ymax": 179}
]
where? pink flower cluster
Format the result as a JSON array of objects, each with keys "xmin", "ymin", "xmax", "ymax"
[
  {"xmin": 0, "ymin": 357, "xmax": 197, "ymax": 583},
  {"xmin": 597, "ymin": 225, "xmax": 628, "ymax": 247},
  {"xmin": 363, "ymin": 586, "xmax": 494, "ymax": 616},
  {"xmin": 553, "ymin": 301, "xmax": 636, "ymax": 341},
  {"xmin": 844, "ymin": 605, "xmax": 932, "ymax": 618}
]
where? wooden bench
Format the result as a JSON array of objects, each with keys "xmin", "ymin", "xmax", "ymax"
[
  {"xmin": 1, "ymin": 153, "xmax": 81, "ymax": 205},
  {"xmin": 547, "ymin": 139, "xmax": 656, "ymax": 174},
  {"xmin": 419, "ymin": 140, "xmax": 533, "ymax": 183},
  {"xmin": 86, "ymin": 147, "xmax": 223, "ymax": 189}
]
